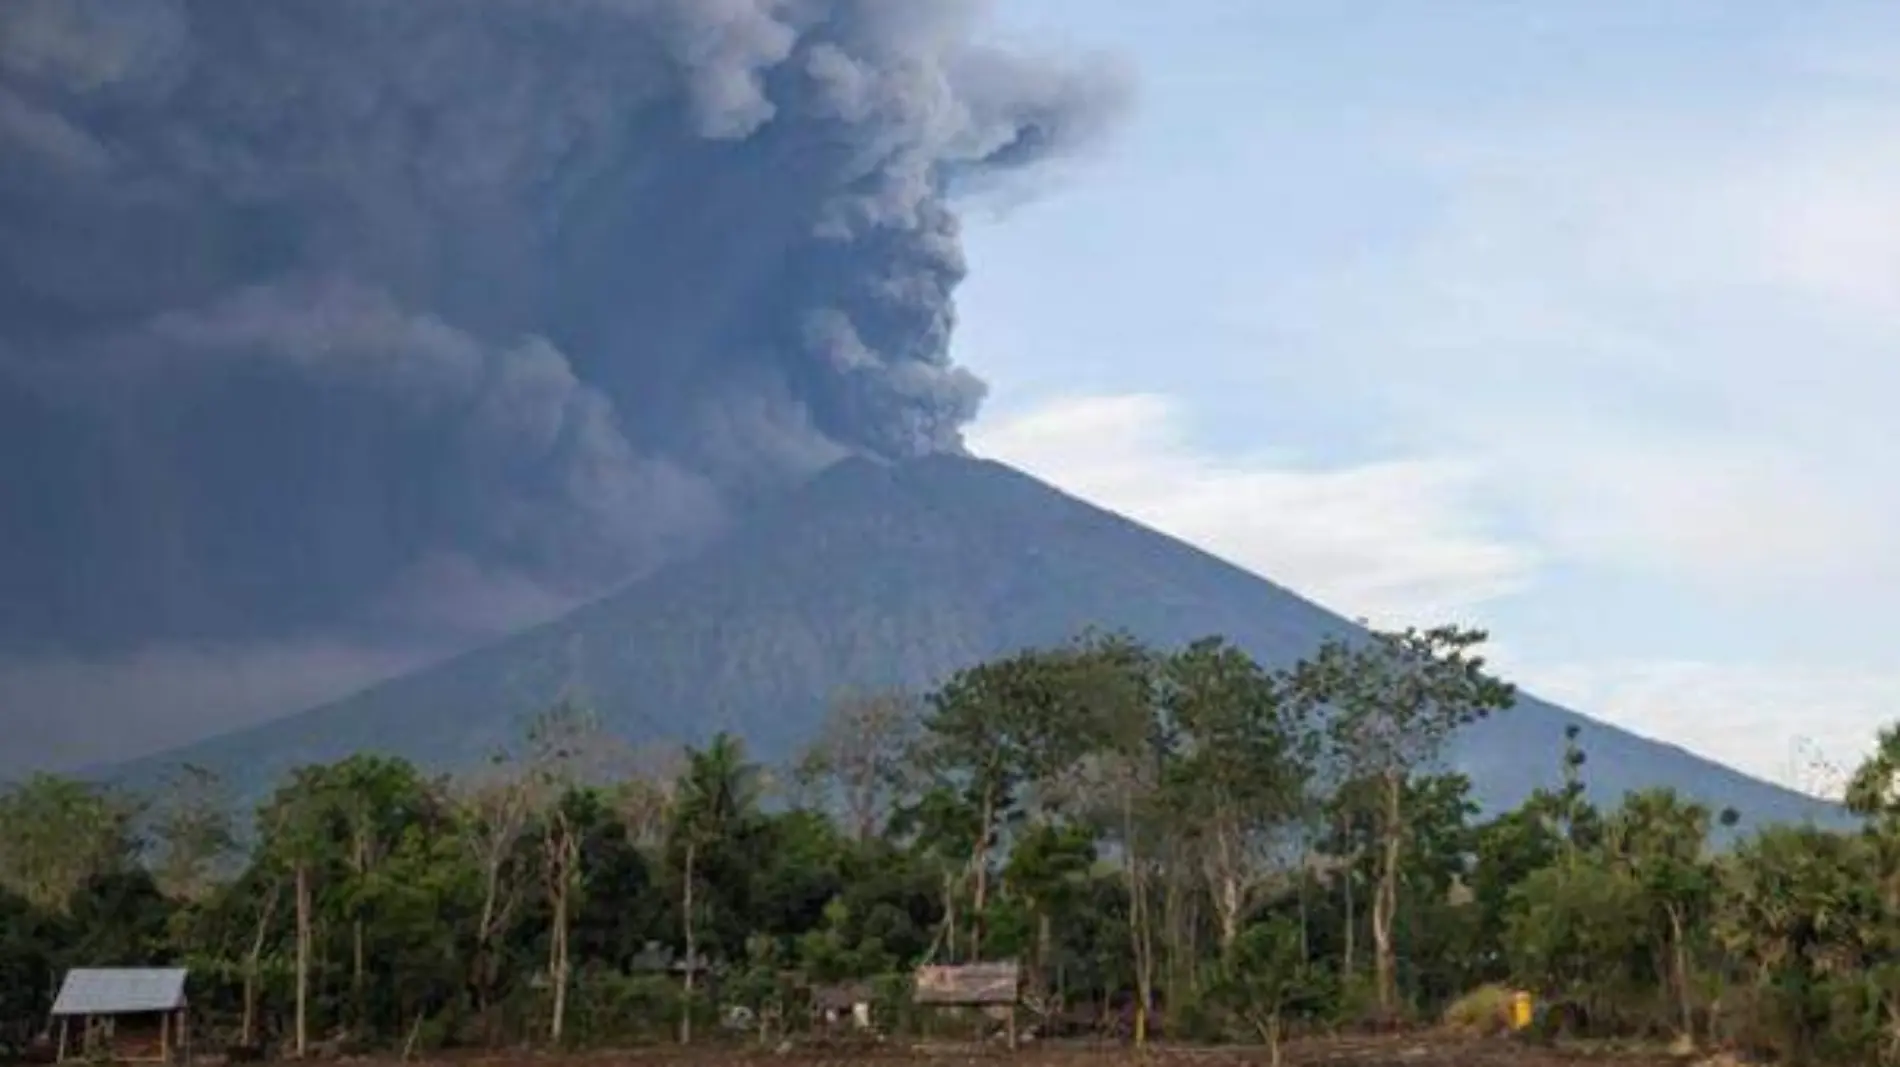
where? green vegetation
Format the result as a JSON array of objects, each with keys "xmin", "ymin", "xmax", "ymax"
[{"xmin": 0, "ymin": 627, "xmax": 1883, "ymax": 1065}]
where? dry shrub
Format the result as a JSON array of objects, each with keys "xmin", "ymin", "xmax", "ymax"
[{"xmin": 1442, "ymin": 984, "xmax": 1515, "ymax": 1036}]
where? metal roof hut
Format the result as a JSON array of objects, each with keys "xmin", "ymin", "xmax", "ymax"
[
  {"xmin": 912, "ymin": 961, "xmax": 1022, "ymax": 1049},
  {"xmin": 50, "ymin": 968, "xmax": 190, "ymax": 1064}
]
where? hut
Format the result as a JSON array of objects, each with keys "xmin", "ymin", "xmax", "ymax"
[
  {"xmin": 812, "ymin": 981, "xmax": 875, "ymax": 1031},
  {"xmin": 913, "ymin": 961, "xmax": 1022, "ymax": 1049},
  {"xmin": 50, "ymin": 968, "xmax": 190, "ymax": 1063}
]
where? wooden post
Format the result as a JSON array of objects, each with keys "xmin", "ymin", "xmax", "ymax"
[
  {"xmin": 162, "ymin": 1009, "xmax": 172, "ymax": 1062},
  {"xmin": 1006, "ymin": 1004, "xmax": 1017, "ymax": 1051},
  {"xmin": 55, "ymin": 1017, "xmax": 68, "ymax": 1063}
]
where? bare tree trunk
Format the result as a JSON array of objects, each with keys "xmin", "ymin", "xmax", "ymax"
[
  {"xmin": 352, "ymin": 824, "xmax": 369, "ymax": 1032},
  {"xmin": 474, "ymin": 872, "xmax": 499, "ymax": 1039},
  {"xmin": 1296, "ymin": 852, "xmax": 1312, "ymax": 960},
  {"xmin": 680, "ymin": 839, "xmax": 696, "ymax": 1046},
  {"xmin": 1667, "ymin": 905, "xmax": 1691, "ymax": 1037},
  {"xmin": 1341, "ymin": 863, "xmax": 1356, "ymax": 984},
  {"xmin": 548, "ymin": 876, "xmax": 569, "ymax": 1045},
  {"xmin": 1372, "ymin": 770, "xmax": 1403, "ymax": 1019},
  {"xmin": 941, "ymin": 872, "xmax": 959, "ymax": 964},
  {"xmin": 969, "ymin": 786, "xmax": 995, "ymax": 961},
  {"xmin": 242, "ymin": 879, "xmax": 281, "ymax": 1046},
  {"xmin": 294, "ymin": 863, "xmax": 311, "ymax": 1058},
  {"xmin": 1123, "ymin": 793, "xmax": 1152, "ymax": 1049},
  {"xmin": 1210, "ymin": 814, "xmax": 1244, "ymax": 959}
]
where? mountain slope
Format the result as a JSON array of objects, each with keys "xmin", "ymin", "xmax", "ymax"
[{"xmin": 109, "ymin": 455, "xmax": 1844, "ymax": 829}]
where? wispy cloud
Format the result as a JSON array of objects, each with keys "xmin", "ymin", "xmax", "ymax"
[{"xmin": 967, "ymin": 392, "xmax": 1537, "ymax": 625}]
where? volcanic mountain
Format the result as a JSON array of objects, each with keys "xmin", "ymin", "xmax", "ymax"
[{"xmin": 109, "ymin": 455, "xmax": 1843, "ymax": 829}]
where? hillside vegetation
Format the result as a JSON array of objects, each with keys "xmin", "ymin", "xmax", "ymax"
[
  {"xmin": 107, "ymin": 456, "xmax": 1843, "ymax": 831},
  {"xmin": 4, "ymin": 629, "xmax": 1893, "ymax": 1065}
]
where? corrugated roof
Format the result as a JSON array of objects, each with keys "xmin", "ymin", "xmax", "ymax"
[{"xmin": 51, "ymin": 969, "xmax": 188, "ymax": 1016}]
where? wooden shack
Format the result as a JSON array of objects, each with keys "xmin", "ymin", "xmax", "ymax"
[
  {"xmin": 912, "ymin": 961, "xmax": 1022, "ymax": 1049},
  {"xmin": 812, "ymin": 981, "xmax": 875, "ymax": 1031},
  {"xmin": 50, "ymin": 967, "xmax": 190, "ymax": 1063}
]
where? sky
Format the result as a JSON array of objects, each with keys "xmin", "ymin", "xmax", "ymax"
[{"xmin": 956, "ymin": 0, "xmax": 1900, "ymax": 796}]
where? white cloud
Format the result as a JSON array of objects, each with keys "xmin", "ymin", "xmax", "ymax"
[
  {"xmin": 966, "ymin": 392, "xmax": 1538, "ymax": 626},
  {"xmin": 1234, "ymin": 109, "xmax": 1900, "ymax": 602},
  {"xmin": 1512, "ymin": 657, "xmax": 1898, "ymax": 798},
  {"xmin": 966, "ymin": 393, "xmax": 1898, "ymax": 797}
]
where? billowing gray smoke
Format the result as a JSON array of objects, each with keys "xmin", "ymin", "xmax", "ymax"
[{"xmin": 0, "ymin": 0, "xmax": 1126, "ymax": 691}]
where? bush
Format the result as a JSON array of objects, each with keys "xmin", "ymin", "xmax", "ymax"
[{"xmin": 1442, "ymin": 984, "xmax": 1514, "ymax": 1036}]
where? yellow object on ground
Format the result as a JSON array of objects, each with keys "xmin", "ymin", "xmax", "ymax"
[{"xmin": 1509, "ymin": 990, "xmax": 1534, "ymax": 1030}]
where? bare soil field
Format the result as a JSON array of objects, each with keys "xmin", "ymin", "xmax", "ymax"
[{"xmin": 374, "ymin": 1035, "xmax": 1704, "ymax": 1067}]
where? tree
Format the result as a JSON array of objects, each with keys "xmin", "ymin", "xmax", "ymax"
[
  {"xmin": 668, "ymin": 732, "xmax": 763, "ymax": 1044},
  {"xmin": 1162, "ymin": 638, "xmax": 1317, "ymax": 958},
  {"xmin": 1602, "ymin": 789, "xmax": 1716, "ymax": 1037},
  {"xmin": 1045, "ymin": 636, "xmax": 1167, "ymax": 1047},
  {"xmin": 525, "ymin": 701, "xmax": 618, "ymax": 1046},
  {"xmin": 148, "ymin": 764, "xmax": 237, "ymax": 904},
  {"xmin": 795, "ymin": 689, "xmax": 920, "ymax": 843},
  {"xmin": 323, "ymin": 756, "xmax": 435, "ymax": 1031},
  {"xmin": 1294, "ymin": 626, "xmax": 1515, "ymax": 1018},
  {"xmin": 0, "ymin": 775, "xmax": 141, "ymax": 913},
  {"xmin": 917, "ymin": 641, "xmax": 1113, "ymax": 960},
  {"xmin": 1209, "ymin": 917, "xmax": 1331, "ymax": 1065},
  {"xmin": 255, "ymin": 766, "xmax": 340, "ymax": 1058},
  {"xmin": 450, "ymin": 754, "xmax": 536, "ymax": 1032}
]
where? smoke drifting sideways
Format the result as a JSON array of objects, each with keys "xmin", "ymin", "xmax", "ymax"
[{"xmin": 0, "ymin": 0, "xmax": 1127, "ymax": 770}]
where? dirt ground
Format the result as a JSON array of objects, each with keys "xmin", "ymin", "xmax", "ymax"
[{"xmin": 378, "ymin": 1035, "xmax": 1707, "ymax": 1067}]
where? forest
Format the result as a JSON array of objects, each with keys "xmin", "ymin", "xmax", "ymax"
[{"xmin": 2, "ymin": 626, "xmax": 1896, "ymax": 1066}]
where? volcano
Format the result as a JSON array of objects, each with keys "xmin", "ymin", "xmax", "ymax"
[{"xmin": 106, "ymin": 454, "xmax": 1843, "ymax": 829}]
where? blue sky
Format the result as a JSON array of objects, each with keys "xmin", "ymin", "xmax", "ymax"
[{"xmin": 955, "ymin": 1, "xmax": 1900, "ymax": 793}]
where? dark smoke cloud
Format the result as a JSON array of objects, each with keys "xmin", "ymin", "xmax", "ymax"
[
  {"xmin": 0, "ymin": 0, "xmax": 1125, "ymax": 644},
  {"xmin": 0, "ymin": 0, "xmax": 1128, "ymax": 767}
]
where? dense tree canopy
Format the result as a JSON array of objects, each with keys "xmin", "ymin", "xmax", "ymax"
[{"xmin": 0, "ymin": 627, "xmax": 1882, "ymax": 1065}]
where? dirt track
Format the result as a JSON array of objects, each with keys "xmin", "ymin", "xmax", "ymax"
[{"xmin": 383, "ymin": 1035, "xmax": 1700, "ymax": 1067}]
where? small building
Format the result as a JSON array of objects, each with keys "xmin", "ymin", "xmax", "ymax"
[
  {"xmin": 812, "ymin": 981, "xmax": 875, "ymax": 1031},
  {"xmin": 913, "ymin": 961, "xmax": 1022, "ymax": 1049},
  {"xmin": 50, "ymin": 967, "xmax": 190, "ymax": 1063}
]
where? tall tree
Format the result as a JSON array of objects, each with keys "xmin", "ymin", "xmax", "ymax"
[
  {"xmin": 147, "ymin": 764, "xmax": 237, "ymax": 904},
  {"xmin": 1162, "ymin": 638, "xmax": 1318, "ymax": 957},
  {"xmin": 919, "ymin": 639, "xmax": 1122, "ymax": 960},
  {"xmin": 525, "ymin": 701, "xmax": 617, "ymax": 1046},
  {"xmin": 256, "ymin": 766, "xmax": 342, "ymax": 1059},
  {"xmin": 1602, "ymin": 789, "xmax": 1716, "ymax": 1037},
  {"xmin": 794, "ymin": 689, "xmax": 920, "ymax": 843},
  {"xmin": 451, "ymin": 754, "xmax": 536, "ymax": 1033},
  {"xmin": 1294, "ymin": 626, "xmax": 1515, "ymax": 1018},
  {"xmin": 669, "ymin": 732, "xmax": 764, "ymax": 1044}
]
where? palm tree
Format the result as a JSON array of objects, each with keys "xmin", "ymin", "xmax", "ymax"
[{"xmin": 670, "ymin": 732, "xmax": 761, "ymax": 1043}]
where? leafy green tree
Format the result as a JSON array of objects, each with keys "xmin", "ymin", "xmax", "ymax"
[
  {"xmin": 1601, "ymin": 788, "xmax": 1717, "ymax": 1036},
  {"xmin": 668, "ymin": 731, "xmax": 763, "ymax": 1042},
  {"xmin": 1293, "ymin": 626, "xmax": 1515, "ymax": 1018},
  {"xmin": 1161, "ymin": 638, "xmax": 1318, "ymax": 958},
  {"xmin": 0, "ymin": 775, "xmax": 141, "ymax": 913},
  {"xmin": 1207, "ymin": 916, "xmax": 1332, "ymax": 1066}
]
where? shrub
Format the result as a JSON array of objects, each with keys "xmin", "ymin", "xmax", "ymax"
[{"xmin": 1442, "ymin": 984, "xmax": 1514, "ymax": 1036}]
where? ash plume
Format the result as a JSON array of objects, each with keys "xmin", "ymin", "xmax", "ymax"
[{"xmin": 0, "ymin": 0, "xmax": 1127, "ymax": 768}]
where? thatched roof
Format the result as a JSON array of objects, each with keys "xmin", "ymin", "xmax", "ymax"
[
  {"xmin": 912, "ymin": 962, "xmax": 1020, "ymax": 1006},
  {"xmin": 813, "ymin": 981, "xmax": 874, "ymax": 1010}
]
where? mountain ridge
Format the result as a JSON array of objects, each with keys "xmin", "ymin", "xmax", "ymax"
[{"xmin": 102, "ymin": 454, "xmax": 1845, "ymax": 831}]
